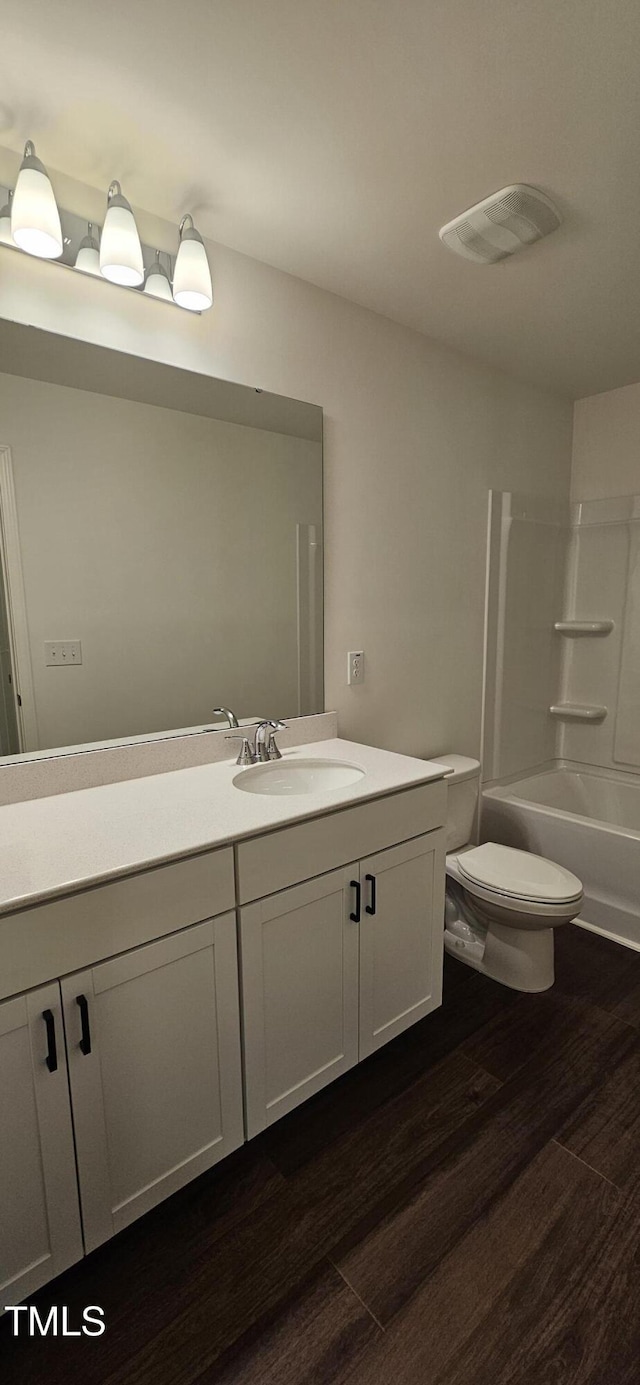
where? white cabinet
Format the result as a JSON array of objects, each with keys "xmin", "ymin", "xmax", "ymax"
[
  {"xmin": 1, "ymin": 912, "xmax": 244, "ymax": 1310},
  {"xmin": 240, "ymin": 830, "xmax": 444, "ymax": 1136},
  {"xmin": 240, "ymin": 868, "xmax": 360, "ymax": 1137},
  {"xmin": 0, "ymin": 847, "xmax": 235, "ymax": 1005},
  {"xmin": 236, "ymin": 781, "xmax": 446, "ymax": 903},
  {"xmin": 359, "ymin": 834, "xmax": 444, "ymax": 1059},
  {"xmin": 61, "ymin": 914, "xmax": 244, "ymax": 1252},
  {"xmin": 0, "ymin": 777, "xmax": 447, "ymax": 1305},
  {"xmin": 0, "ymin": 985, "xmax": 83, "ymax": 1311}
]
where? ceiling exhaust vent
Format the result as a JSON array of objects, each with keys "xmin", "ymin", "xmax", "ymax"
[{"xmin": 439, "ymin": 185, "xmax": 561, "ymax": 264}]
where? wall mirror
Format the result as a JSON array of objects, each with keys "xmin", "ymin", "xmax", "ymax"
[{"xmin": 0, "ymin": 321, "xmax": 323, "ymax": 762}]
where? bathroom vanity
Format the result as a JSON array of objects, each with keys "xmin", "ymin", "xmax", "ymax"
[{"xmin": 0, "ymin": 737, "xmax": 447, "ymax": 1308}]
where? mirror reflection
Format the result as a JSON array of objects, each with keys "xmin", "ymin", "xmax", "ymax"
[{"xmin": 0, "ymin": 324, "xmax": 323, "ymax": 760}]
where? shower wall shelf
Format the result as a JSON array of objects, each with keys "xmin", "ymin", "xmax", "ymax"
[
  {"xmin": 549, "ymin": 703, "xmax": 607, "ymax": 722},
  {"xmin": 554, "ymin": 620, "xmax": 614, "ymax": 636}
]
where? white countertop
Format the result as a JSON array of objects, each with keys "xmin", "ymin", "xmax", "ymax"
[{"xmin": 0, "ymin": 738, "xmax": 448, "ymax": 915}]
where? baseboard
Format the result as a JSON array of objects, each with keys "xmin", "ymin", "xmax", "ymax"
[{"xmin": 574, "ymin": 917, "xmax": 640, "ymax": 955}]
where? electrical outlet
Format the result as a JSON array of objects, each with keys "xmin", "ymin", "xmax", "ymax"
[
  {"xmin": 347, "ymin": 650, "xmax": 364, "ymax": 685},
  {"xmin": 44, "ymin": 641, "xmax": 83, "ymax": 667}
]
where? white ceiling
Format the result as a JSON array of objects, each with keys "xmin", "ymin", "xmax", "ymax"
[{"xmin": 1, "ymin": 0, "xmax": 640, "ymax": 399}]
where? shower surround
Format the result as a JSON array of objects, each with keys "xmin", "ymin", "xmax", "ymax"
[{"xmin": 481, "ymin": 490, "xmax": 640, "ymax": 948}]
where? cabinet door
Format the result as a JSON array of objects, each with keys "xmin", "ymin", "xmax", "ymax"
[
  {"xmin": 0, "ymin": 985, "xmax": 83, "ymax": 1309},
  {"xmin": 61, "ymin": 914, "xmax": 243, "ymax": 1253},
  {"xmin": 359, "ymin": 831, "xmax": 445, "ymax": 1060},
  {"xmin": 240, "ymin": 867, "xmax": 359, "ymax": 1136}
]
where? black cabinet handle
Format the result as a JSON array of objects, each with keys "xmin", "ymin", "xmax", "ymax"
[
  {"xmin": 76, "ymin": 994, "xmax": 92, "ymax": 1055},
  {"xmin": 365, "ymin": 873, "xmax": 377, "ymax": 916},
  {"xmin": 42, "ymin": 1009, "xmax": 58, "ymax": 1073},
  {"xmin": 350, "ymin": 879, "xmax": 361, "ymax": 923}
]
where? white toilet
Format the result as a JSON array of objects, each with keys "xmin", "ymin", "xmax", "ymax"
[{"xmin": 437, "ymin": 754, "xmax": 583, "ymax": 992}]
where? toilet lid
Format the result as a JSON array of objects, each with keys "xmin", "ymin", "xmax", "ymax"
[{"xmin": 458, "ymin": 843, "xmax": 582, "ymax": 903}]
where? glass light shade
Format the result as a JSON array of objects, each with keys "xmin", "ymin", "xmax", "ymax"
[
  {"xmin": 0, "ymin": 199, "xmax": 13, "ymax": 246},
  {"xmin": 75, "ymin": 225, "xmax": 101, "ymax": 275},
  {"xmin": 100, "ymin": 185, "xmax": 144, "ymax": 286},
  {"xmin": 75, "ymin": 243, "xmax": 101, "ymax": 275},
  {"xmin": 172, "ymin": 226, "xmax": 212, "ymax": 311},
  {"xmin": 11, "ymin": 146, "xmax": 63, "ymax": 259},
  {"xmin": 144, "ymin": 258, "xmax": 173, "ymax": 301}
]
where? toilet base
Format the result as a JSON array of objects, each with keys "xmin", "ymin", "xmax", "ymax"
[{"xmin": 444, "ymin": 921, "xmax": 555, "ymax": 992}]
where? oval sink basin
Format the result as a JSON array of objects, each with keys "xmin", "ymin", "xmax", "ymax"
[{"xmin": 233, "ymin": 758, "xmax": 366, "ymax": 796}]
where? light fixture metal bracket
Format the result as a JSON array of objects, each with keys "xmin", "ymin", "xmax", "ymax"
[{"xmin": 178, "ymin": 213, "xmax": 203, "ymax": 244}]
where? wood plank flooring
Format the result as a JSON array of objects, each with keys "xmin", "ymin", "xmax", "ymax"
[{"xmin": 3, "ymin": 921, "xmax": 640, "ymax": 1384}]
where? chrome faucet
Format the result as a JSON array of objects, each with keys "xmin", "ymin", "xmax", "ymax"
[
  {"xmin": 254, "ymin": 720, "xmax": 286, "ymax": 762},
  {"xmin": 253, "ymin": 722, "xmax": 270, "ymax": 762},
  {"xmin": 227, "ymin": 720, "xmax": 287, "ymax": 766},
  {"xmin": 213, "ymin": 707, "xmax": 239, "ymax": 729}
]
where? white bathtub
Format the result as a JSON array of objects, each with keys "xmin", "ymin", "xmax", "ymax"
[{"xmin": 481, "ymin": 765, "xmax": 640, "ymax": 949}]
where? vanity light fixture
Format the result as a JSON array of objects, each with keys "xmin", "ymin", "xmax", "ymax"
[
  {"xmin": 0, "ymin": 190, "xmax": 13, "ymax": 245},
  {"xmin": 172, "ymin": 214, "xmax": 213, "ymax": 311},
  {"xmin": 144, "ymin": 250, "xmax": 173, "ymax": 301},
  {"xmin": 0, "ymin": 144, "xmax": 214, "ymax": 314},
  {"xmin": 74, "ymin": 222, "xmax": 101, "ymax": 275},
  {"xmin": 11, "ymin": 141, "xmax": 63, "ymax": 259},
  {"xmin": 99, "ymin": 181, "xmax": 144, "ymax": 287}
]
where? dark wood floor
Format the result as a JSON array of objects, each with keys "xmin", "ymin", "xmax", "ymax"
[{"xmin": 4, "ymin": 921, "xmax": 640, "ymax": 1384}]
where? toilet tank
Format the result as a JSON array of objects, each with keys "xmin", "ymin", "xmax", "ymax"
[{"xmin": 435, "ymin": 753, "xmax": 481, "ymax": 851}]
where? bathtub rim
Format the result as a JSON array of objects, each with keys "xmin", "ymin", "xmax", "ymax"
[{"xmin": 482, "ymin": 759, "xmax": 640, "ymax": 844}]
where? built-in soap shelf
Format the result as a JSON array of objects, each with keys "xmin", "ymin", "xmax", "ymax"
[
  {"xmin": 549, "ymin": 703, "xmax": 607, "ymax": 722},
  {"xmin": 554, "ymin": 620, "xmax": 614, "ymax": 636}
]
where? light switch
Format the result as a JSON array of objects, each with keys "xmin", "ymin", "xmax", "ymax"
[{"xmin": 44, "ymin": 641, "xmax": 83, "ymax": 667}]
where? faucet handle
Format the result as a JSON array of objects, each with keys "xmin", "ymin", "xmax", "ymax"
[
  {"xmin": 267, "ymin": 721, "xmax": 287, "ymax": 761},
  {"xmin": 225, "ymin": 735, "xmax": 256, "ymax": 766}
]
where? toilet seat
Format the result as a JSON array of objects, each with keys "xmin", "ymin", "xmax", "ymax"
[{"xmin": 456, "ymin": 842, "xmax": 582, "ymax": 905}]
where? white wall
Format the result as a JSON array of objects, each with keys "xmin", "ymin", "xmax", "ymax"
[
  {"xmin": 0, "ymin": 372, "xmax": 321, "ymax": 749},
  {"xmin": 0, "ymin": 203, "xmax": 573, "ymax": 761},
  {"xmin": 572, "ymin": 381, "xmax": 640, "ymax": 501}
]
